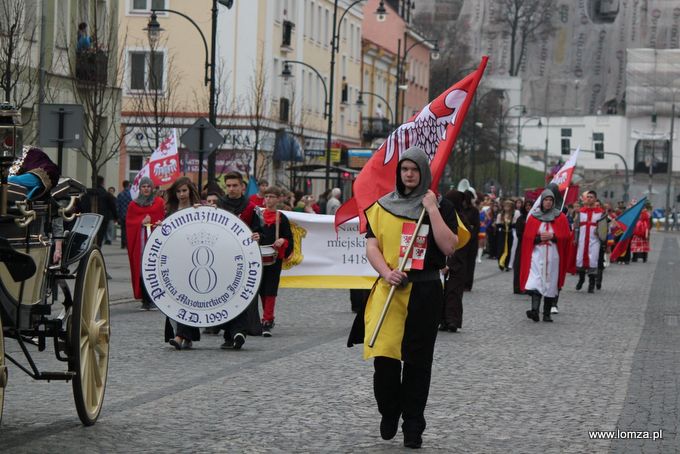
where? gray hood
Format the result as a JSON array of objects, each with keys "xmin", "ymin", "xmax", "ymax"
[
  {"xmin": 377, "ymin": 147, "xmax": 431, "ymax": 220},
  {"xmin": 134, "ymin": 176, "xmax": 156, "ymax": 207},
  {"xmin": 530, "ymin": 188, "xmax": 561, "ymax": 222}
]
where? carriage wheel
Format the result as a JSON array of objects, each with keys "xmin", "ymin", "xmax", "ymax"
[
  {"xmin": 0, "ymin": 314, "xmax": 6, "ymax": 426},
  {"xmin": 69, "ymin": 248, "xmax": 110, "ymax": 426}
]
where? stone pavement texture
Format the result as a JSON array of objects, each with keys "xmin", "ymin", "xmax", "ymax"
[{"xmin": 0, "ymin": 234, "xmax": 678, "ymax": 453}]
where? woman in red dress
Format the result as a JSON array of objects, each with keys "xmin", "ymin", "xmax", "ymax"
[{"xmin": 125, "ymin": 177, "xmax": 165, "ymax": 310}]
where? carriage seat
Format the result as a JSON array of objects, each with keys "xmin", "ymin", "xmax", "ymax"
[{"xmin": 0, "ymin": 236, "xmax": 36, "ymax": 282}]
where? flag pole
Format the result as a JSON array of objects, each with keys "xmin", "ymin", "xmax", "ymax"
[
  {"xmin": 368, "ymin": 207, "xmax": 427, "ymax": 348},
  {"xmin": 560, "ymin": 187, "xmax": 569, "ymax": 212}
]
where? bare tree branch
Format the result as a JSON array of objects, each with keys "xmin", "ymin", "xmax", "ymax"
[
  {"xmin": 498, "ymin": 0, "xmax": 556, "ymax": 76},
  {"xmin": 0, "ymin": 0, "xmax": 40, "ymax": 111},
  {"xmin": 57, "ymin": 2, "xmax": 126, "ymax": 187}
]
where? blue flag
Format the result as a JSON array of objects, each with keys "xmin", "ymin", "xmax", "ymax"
[
  {"xmin": 610, "ymin": 198, "xmax": 647, "ymax": 261},
  {"xmin": 246, "ymin": 176, "xmax": 259, "ymax": 198}
]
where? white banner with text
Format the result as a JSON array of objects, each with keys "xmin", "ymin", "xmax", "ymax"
[{"xmin": 280, "ymin": 211, "xmax": 377, "ymax": 289}]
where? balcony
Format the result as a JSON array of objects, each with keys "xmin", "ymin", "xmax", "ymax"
[
  {"xmin": 75, "ymin": 50, "xmax": 108, "ymax": 85},
  {"xmin": 362, "ymin": 117, "xmax": 391, "ymax": 141}
]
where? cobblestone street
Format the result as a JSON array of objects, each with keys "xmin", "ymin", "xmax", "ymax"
[{"xmin": 1, "ymin": 234, "xmax": 679, "ymax": 453}]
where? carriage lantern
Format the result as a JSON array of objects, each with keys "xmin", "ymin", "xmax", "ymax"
[
  {"xmin": 0, "ymin": 103, "xmax": 22, "ymax": 162},
  {"xmin": 0, "ymin": 104, "xmax": 23, "ymax": 215}
]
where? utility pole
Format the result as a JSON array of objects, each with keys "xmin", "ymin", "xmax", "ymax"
[{"xmin": 666, "ymin": 103, "xmax": 675, "ymax": 231}]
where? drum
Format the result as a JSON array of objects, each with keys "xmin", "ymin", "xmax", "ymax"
[{"xmin": 260, "ymin": 245, "xmax": 278, "ymax": 266}]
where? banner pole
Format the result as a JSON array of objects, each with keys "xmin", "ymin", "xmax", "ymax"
[
  {"xmin": 560, "ymin": 187, "xmax": 569, "ymax": 212},
  {"xmin": 368, "ymin": 207, "xmax": 427, "ymax": 348}
]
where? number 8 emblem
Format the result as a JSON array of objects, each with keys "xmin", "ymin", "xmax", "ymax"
[{"xmin": 188, "ymin": 246, "xmax": 218, "ymax": 294}]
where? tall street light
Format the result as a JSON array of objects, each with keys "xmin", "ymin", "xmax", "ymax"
[
  {"xmin": 145, "ymin": 1, "xmax": 233, "ymax": 190},
  {"xmin": 281, "ymin": 60, "xmax": 329, "ymax": 182},
  {"xmin": 394, "ymin": 37, "xmax": 440, "ymax": 124},
  {"xmin": 356, "ymin": 91, "xmax": 395, "ymax": 125},
  {"xmin": 470, "ymin": 88, "xmax": 504, "ymax": 186},
  {"xmin": 498, "ymin": 104, "xmax": 524, "ymax": 193},
  {"xmin": 515, "ymin": 115, "xmax": 542, "ymax": 196},
  {"xmin": 324, "ymin": 0, "xmax": 383, "ymax": 191}
]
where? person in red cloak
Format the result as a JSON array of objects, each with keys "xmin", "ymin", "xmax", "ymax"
[
  {"xmin": 631, "ymin": 207, "xmax": 651, "ymax": 262},
  {"xmin": 125, "ymin": 177, "xmax": 165, "ymax": 310},
  {"xmin": 519, "ymin": 190, "xmax": 571, "ymax": 322}
]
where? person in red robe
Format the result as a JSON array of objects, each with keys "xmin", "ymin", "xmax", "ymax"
[
  {"xmin": 125, "ymin": 177, "xmax": 165, "ymax": 310},
  {"xmin": 631, "ymin": 208, "xmax": 651, "ymax": 262},
  {"xmin": 519, "ymin": 190, "xmax": 571, "ymax": 322}
]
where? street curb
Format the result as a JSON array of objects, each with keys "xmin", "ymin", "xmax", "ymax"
[{"xmin": 110, "ymin": 297, "xmax": 138, "ymax": 306}]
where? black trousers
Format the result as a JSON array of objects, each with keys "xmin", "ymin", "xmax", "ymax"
[
  {"xmin": 443, "ymin": 272, "xmax": 464, "ymax": 328},
  {"xmin": 374, "ymin": 356, "xmax": 432, "ymax": 437},
  {"xmin": 221, "ymin": 298, "xmax": 259, "ymax": 340}
]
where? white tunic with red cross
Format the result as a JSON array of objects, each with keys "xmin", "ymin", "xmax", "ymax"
[{"xmin": 576, "ymin": 207, "xmax": 604, "ymax": 269}]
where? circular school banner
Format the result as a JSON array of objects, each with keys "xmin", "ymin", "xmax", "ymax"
[{"xmin": 142, "ymin": 206, "xmax": 262, "ymax": 327}]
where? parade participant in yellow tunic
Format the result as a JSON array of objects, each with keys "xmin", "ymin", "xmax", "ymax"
[{"xmin": 352, "ymin": 147, "xmax": 458, "ymax": 449}]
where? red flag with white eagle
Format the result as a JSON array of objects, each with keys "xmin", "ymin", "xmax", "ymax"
[
  {"xmin": 335, "ymin": 57, "xmax": 489, "ymax": 232},
  {"xmin": 528, "ymin": 148, "xmax": 580, "ymax": 216},
  {"xmin": 551, "ymin": 148, "xmax": 579, "ymax": 192},
  {"xmin": 130, "ymin": 129, "xmax": 181, "ymax": 198}
]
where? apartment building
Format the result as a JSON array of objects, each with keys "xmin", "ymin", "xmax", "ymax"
[{"xmin": 2, "ymin": 0, "xmax": 121, "ymax": 188}]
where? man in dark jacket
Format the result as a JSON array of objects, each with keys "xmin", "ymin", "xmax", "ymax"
[{"xmin": 214, "ymin": 171, "xmax": 262, "ymax": 348}]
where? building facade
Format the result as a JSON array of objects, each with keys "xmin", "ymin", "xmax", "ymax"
[{"xmin": 2, "ymin": 0, "xmax": 121, "ymax": 188}]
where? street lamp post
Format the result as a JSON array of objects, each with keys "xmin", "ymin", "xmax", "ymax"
[
  {"xmin": 282, "ymin": 60, "xmax": 329, "ymax": 182},
  {"xmin": 577, "ymin": 148, "xmax": 630, "ymax": 203},
  {"xmin": 394, "ymin": 37, "xmax": 439, "ymax": 125},
  {"xmin": 324, "ymin": 0, "xmax": 372, "ymax": 191},
  {"xmin": 145, "ymin": 1, "xmax": 232, "ymax": 191},
  {"xmin": 356, "ymin": 91, "xmax": 394, "ymax": 125},
  {"xmin": 469, "ymin": 89, "xmax": 503, "ymax": 186},
  {"xmin": 498, "ymin": 104, "xmax": 524, "ymax": 194},
  {"xmin": 515, "ymin": 116, "xmax": 541, "ymax": 196},
  {"xmin": 666, "ymin": 103, "xmax": 675, "ymax": 231}
]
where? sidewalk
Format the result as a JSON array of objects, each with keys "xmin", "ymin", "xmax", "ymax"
[{"xmin": 99, "ymin": 240, "xmax": 137, "ymax": 304}]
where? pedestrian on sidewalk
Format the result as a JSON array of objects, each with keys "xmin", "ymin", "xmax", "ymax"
[
  {"xmin": 125, "ymin": 177, "xmax": 165, "ymax": 311},
  {"xmin": 347, "ymin": 147, "xmax": 458, "ymax": 449},
  {"xmin": 520, "ymin": 190, "xmax": 570, "ymax": 322}
]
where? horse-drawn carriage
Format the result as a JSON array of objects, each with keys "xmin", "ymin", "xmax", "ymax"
[{"xmin": 0, "ymin": 105, "xmax": 110, "ymax": 426}]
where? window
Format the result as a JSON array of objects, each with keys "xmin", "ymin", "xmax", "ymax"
[
  {"xmin": 129, "ymin": 50, "xmax": 164, "ymax": 91},
  {"xmin": 349, "ymin": 24, "xmax": 354, "ymax": 59},
  {"xmin": 634, "ymin": 139, "xmax": 669, "ymax": 174},
  {"xmin": 272, "ymin": 58, "xmax": 280, "ymax": 99},
  {"xmin": 280, "ymin": 97, "xmax": 290, "ymax": 122},
  {"xmin": 560, "ymin": 128, "xmax": 571, "ymax": 155},
  {"xmin": 341, "ymin": 80, "xmax": 348, "ymax": 104},
  {"xmin": 282, "ymin": 20, "xmax": 294, "ymax": 48},
  {"xmin": 593, "ymin": 132, "xmax": 604, "ymax": 159},
  {"xmin": 324, "ymin": 8, "xmax": 329, "ymax": 47},
  {"xmin": 316, "ymin": 5, "xmax": 321, "ymax": 43},
  {"xmin": 131, "ymin": 0, "xmax": 166, "ymax": 12},
  {"xmin": 128, "ymin": 154, "xmax": 144, "ymax": 182}
]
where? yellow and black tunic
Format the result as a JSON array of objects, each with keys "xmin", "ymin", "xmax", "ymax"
[{"xmin": 358, "ymin": 199, "xmax": 457, "ymax": 367}]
